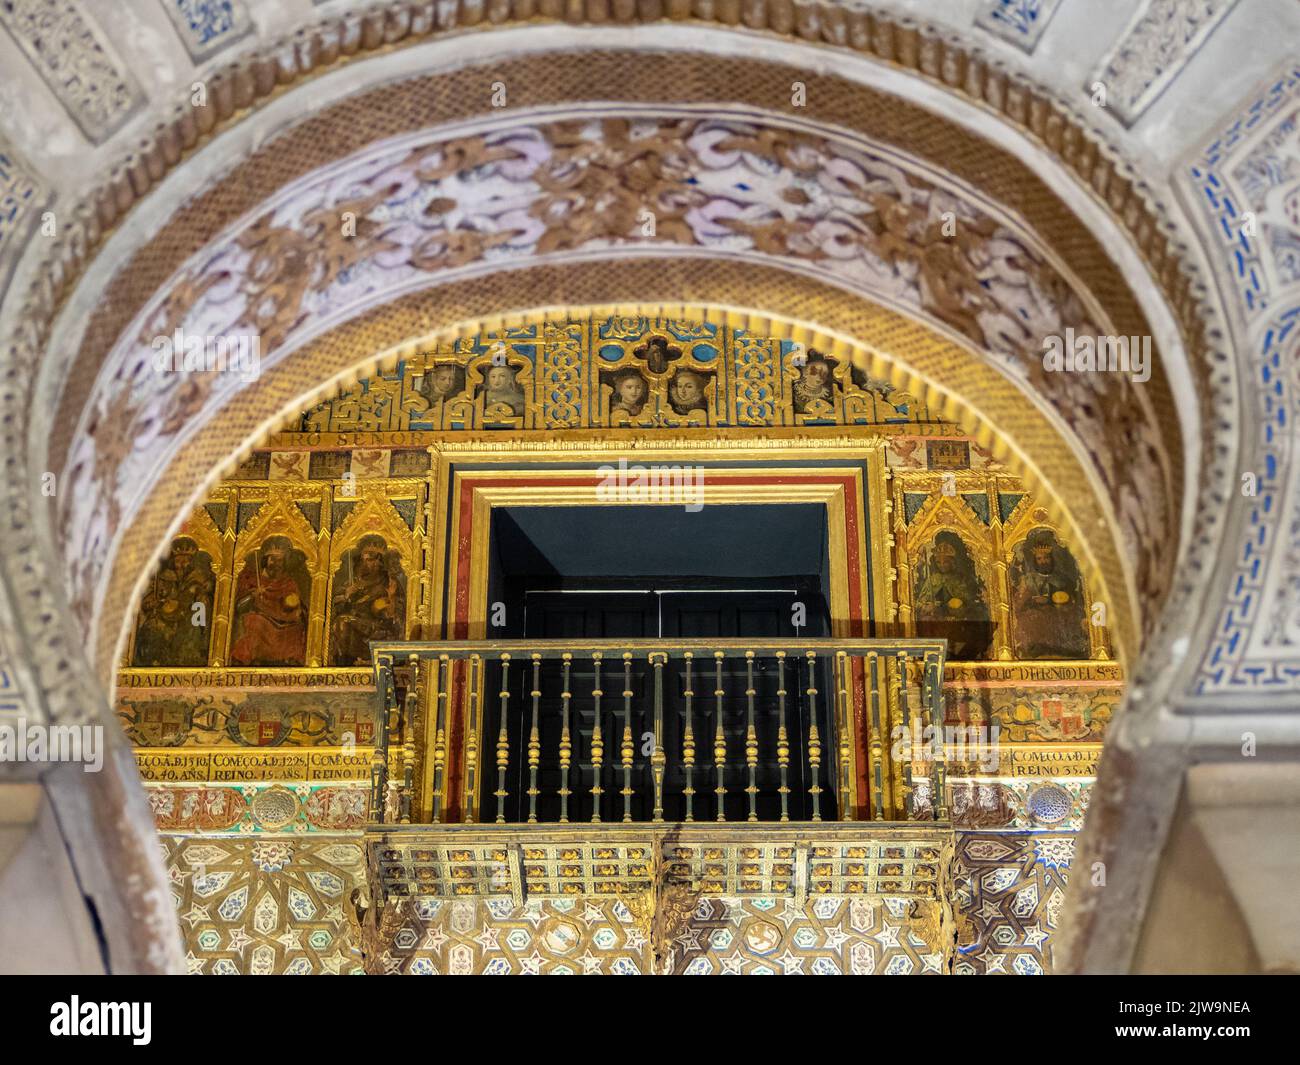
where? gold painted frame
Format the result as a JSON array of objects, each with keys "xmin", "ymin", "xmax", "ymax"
[
  {"xmin": 102, "ymin": 285, "xmax": 1140, "ymax": 685},
  {"xmin": 421, "ymin": 437, "xmax": 895, "ymax": 823},
  {"xmin": 325, "ymin": 494, "xmax": 421, "ymax": 667},
  {"xmin": 890, "ymin": 468, "xmax": 1113, "ymax": 662}
]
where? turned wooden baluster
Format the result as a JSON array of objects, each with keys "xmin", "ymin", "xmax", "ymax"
[
  {"xmin": 494, "ymin": 653, "xmax": 511, "ymax": 824},
  {"xmin": 401, "ymin": 653, "xmax": 418, "ymax": 824},
  {"xmin": 650, "ymin": 651, "xmax": 667, "ymax": 823},
  {"xmin": 371, "ymin": 658, "xmax": 395, "ymax": 823},
  {"xmin": 590, "ymin": 653, "xmax": 604, "ymax": 823},
  {"xmin": 897, "ymin": 650, "xmax": 914, "ymax": 819},
  {"xmin": 836, "ymin": 650, "xmax": 853, "ymax": 822},
  {"xmin": 867, "ymin": 650, "xmax": 886, "ymax": 821},
  {"xmin": 558, "ymin": 653, "xmax": 573, "ymax": 823},
  {"xmin": 526, "ymin": 653, "xmax": 542, "ymax": 824},
  {"xmin": 776, "ymin": 651, "xmax": 790, "ymax": 823},
  {"xmin": 744, "ymin": 650, "xmax": 758, "ymax": 822},
  {"xmin": 682, "ymin": 652, "xmax": 696, "ymax": 823},
  {"xmin": 713, "ymin": 651, "xmax": 727, "ymax": 822},
  {"xmin": 429, "ymin": 655, "xmax": 449, "ymax": 823},
  {"xmin": 806, "ymin": 650, "xmax": 822, "ymax": 822},
  {"xmin": 925, "ymin": 649, "xmax": 948, "ymax": 821},
  {"xmin": 463, "ymin": 654, "xmax": 481, "ymax": 824},
  {"xmin": 621, "ymin": 653, "xmax": 635, "ymax": 823}
]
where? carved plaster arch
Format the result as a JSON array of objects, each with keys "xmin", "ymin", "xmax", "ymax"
[
  {"xmin": 8, "ymin": 18, "xmax": 1227, "ymax": 731},
  {"xmin": 0, "ymin": 8, "xmax": 1261, "ymax": 975},
  {"xmin": 26, "ymin": 48, "xmax": 1201, "ymax": 678}
]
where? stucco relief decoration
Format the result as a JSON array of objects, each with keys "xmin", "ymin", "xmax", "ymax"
[
  {"xmin": 1091, "ymin": 0, "xmax": 1239, "ymax": 126},
  {"xmin": 64, "ymin": 115, "xmax": 1171, "ymax": 643},
  {"xmin": 0, "ymin": 132, "xmax": 43, "ymax": 267},
  {"xmin": 163, "ymin": 0, "xmax": 253, "ymax": 62},
  {"xmin": 0, "ymin": 0, "xmax": 143, "ymax": 143}
]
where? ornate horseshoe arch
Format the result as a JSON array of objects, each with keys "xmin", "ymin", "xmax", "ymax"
[{"xmin": 1, "ymin": 4, "xmax": 1274, "ymax": 976}]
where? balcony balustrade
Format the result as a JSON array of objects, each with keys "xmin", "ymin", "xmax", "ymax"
[{"xmin": 367, "ymin": 638, "xmax": 949, "ymax": 827}]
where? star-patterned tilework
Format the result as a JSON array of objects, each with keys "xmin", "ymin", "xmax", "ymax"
[
  {"xmin": 164, "ymin": 837, "xmax": 367, "ymax": 974},
  {"xmin": 370, "ymin": 893, "xmax": 947, "ymax": 975},
  {"xmin": 952, "ymin": 831, "xmax": 1074, "ymax": 975}
]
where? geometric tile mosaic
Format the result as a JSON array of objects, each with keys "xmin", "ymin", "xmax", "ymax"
[
  {"xmin": 164, "ymin": 837, "xmax": 367, "ymax": 974},
  {"xmin": 952, "ymin": 831, "xmax": 1074, "ymax": 975},
  {"xmin": 372, "ymin": 897, "xmax": 649, "ymax": 975},
  {"xmin": 669, "ymin": 896, "xmax": 948, "ymax": 976},
  {"xmin": 162, "ymin": 829, "xmax": 1075, "ymax": 974},
  {"xmin": 370, "ymin": 893, "xmax": 948, "ymax": 975}
]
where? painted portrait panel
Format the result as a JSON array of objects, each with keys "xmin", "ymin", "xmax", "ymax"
[
  {"xmin": 131, "ymin": 536, "xmax": 216, "ymax": 667},
  {"xmin": 791, "ymin": 351, "xmax": 838, "ymax": 415},
  {"xmin": 912, "ymin": 530, "xmax": 993, "ymax": 660},
  {"xmin": 229, "ymin": 536, "xmax": 311, "ymax": 667},
  {"xmin": 667, "ymin": 368, "xmax": 709, "ymax": 416},
  {"xmin": 1008, "ymin": 528, "xmax": 1089, "ymax": 659},
  {"xmin": 480, "ymin": 362, "xmax": 526, "ymax": 416},
  {"xmin": 329, "ymin": 534, "xmax": 407, "ymax": 667},
  {"xmin": 605, "ymin": 367, "xmax": 650, "ymax": 420},
  {"xmin": 420, "ymin": 363, "xmax": 466, "ymax": 405}
]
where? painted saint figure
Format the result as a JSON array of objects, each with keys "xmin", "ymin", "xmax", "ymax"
[
  {"xmin": 1009, "ymin": 527, "xmax": 1089, "ymax": 659},
  {"xmin": 229, "ymin": 536, "xmax": 310, "ymax": 667},
  {"xmin": 913, "ymin": 530, "xmax": 992, "ymax": 659},
  {"xmin": 330, "ymin": 534, "xmax": 406, "ymax": 667},
  {"xmin": 633, "ymin": 336, "xmax": 681, "ymax": 375},
  {"xmin": 132, "ymin": 536, "xmax": 215, "ymax": 667}
]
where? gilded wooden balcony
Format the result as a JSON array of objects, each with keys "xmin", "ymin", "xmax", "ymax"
[{"xmin": 367, "ymin": 637, "xmax": 950, "ymax": 827}]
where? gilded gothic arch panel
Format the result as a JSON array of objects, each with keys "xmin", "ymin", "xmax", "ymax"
[{"xmin": 100, "ymin": 269, "xmax": 1136, "ymax": 691}]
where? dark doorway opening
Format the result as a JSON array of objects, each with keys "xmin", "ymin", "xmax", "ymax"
[{"xmin": 480, "ymin": 504, "xmax": 840, "ymax": 822}]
